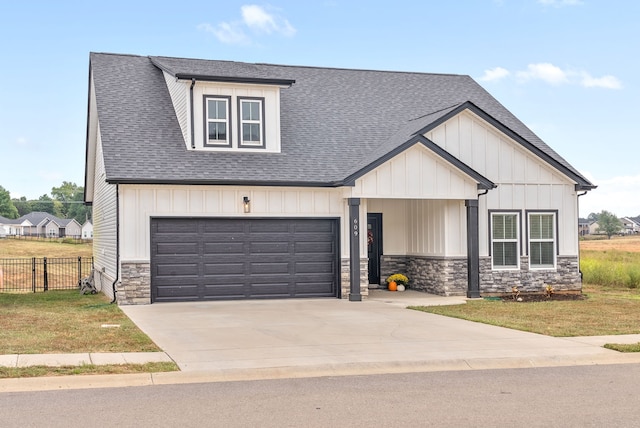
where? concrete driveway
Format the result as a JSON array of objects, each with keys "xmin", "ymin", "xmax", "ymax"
[{"xmin": 121, "ymin": 291, "xmax": 639, "ymax": 379}]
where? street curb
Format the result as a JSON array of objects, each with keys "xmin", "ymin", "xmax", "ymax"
[{"xmin": 3, "ymin": 352, "xmax": 640, "ymax": 393}]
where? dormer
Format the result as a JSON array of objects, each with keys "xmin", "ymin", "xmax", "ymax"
[{"xmin": 150, "ymin": 57, "xmax": 295, "ymax": 153}]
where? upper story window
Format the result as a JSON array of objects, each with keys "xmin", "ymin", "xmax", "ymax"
[
  {"xmin": 204, "ymin": 96, "xmax": 231, "ymax": 147},
  {"xmin": 491, "ymin": 212, "xmax": 519, "ymax": 269},
  {"xmin": 528, "ymin": 212, "xmax": 556, "ymax": 269},
  {"xmin": 239, "ymin": 97, "xmax": 264, "ymax": 148}
]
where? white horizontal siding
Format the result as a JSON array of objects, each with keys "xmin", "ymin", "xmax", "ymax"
[
  {"xmin": 163, "ymin": 71, "xmax": 189, "ymax": 148},
  {"xmin": 92, "ymin": 132, "xmax": 118, "ymax": 299}
]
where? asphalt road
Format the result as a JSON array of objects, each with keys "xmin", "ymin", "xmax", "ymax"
[{"xmin": 3, "ymin": 364, "xmax": 640, "ymax": 427}]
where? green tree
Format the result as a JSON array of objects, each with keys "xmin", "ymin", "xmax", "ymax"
[
  {"xmin": 12, "ymin": 196, "xmax": 32, "ymax": 217},
  {"xmin": 51, "ymin": 182, "xmax": 90, "ymax": 223},
  {"xmin": 596, "ymin": 210, "xmax": 623, "ymax": 239},
  {"xmin": 30, "ymin": 194, "xmax": 64, "ymax": 217},
  {"xmin": 0, "ymin": 186, "xmax": 19, "ymax": 219}
]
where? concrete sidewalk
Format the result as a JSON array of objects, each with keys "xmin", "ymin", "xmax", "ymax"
[
  {"xmin": 2, "ymin": 291, "xmax": 640, "ymax": 392},
  {"xmin": 0, "ymin": 352, "xmax": 172, "ymax": 368}
]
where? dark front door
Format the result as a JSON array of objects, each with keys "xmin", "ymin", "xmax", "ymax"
[{"xmin": 367, "ymin": 213, "xmax": 383, "ymax": 285}]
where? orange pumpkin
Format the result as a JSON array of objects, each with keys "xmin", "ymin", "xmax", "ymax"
[{"xmin": 388, "ymin": 281, "xmax": 397, "ymax": 291}]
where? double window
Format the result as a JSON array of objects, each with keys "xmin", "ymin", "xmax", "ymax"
[
  {"xmin": 490, "ymin": 211, "xmax": 557, "ymax": 270},
  {"xmin": 203, "ymin": 96, "xmax": 264, "ymax": 148}
]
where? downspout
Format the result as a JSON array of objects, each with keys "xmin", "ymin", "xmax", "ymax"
[
  {"xmin": 577, "ymin": 190, "xmax": 588, "ymax": 281},
  {"xmin": 110, "ymin": 184, "xmax": 120, "ymax": 304},
  {"xmin": 189, "ymin": 78, "xmax": 196, "ymax": 149}
]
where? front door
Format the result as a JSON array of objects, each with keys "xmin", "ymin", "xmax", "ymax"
[{"xmin": 367, "ymin": 213, "xmax": 383, "ymax": 285}]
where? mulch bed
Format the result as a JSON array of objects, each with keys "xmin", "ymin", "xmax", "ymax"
[{"xmin": 487, "ymin": 293, "xmax": 586, "ymax": 303}]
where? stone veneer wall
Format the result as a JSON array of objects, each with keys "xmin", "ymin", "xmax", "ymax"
[
  {"xmin": 479, "ymin": 255, "xmax": 581, "ymax": 294},
  {"xmin": 381, "ymin": 255, "xmax": 581, "ymax": 296},
  {"xmin": 118, "ymin": 262, "xmax": 151, "ymax": 305},
  {"xmin": 341, "ymin": 258, "xmax": 369, "ymax": 299},
  {"xmin": 381, "ymin": 255, "xmax": 467, "ymax": 296}
]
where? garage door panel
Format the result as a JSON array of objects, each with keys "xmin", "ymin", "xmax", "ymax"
[
  {"xmin": 203, "ymin": 242, "xmax": 245, "ymax": 255},
  {"xmin": 151, "ymin": 218, "xmax": 338, "ymax": 302},
  {"xmin": 154, "ymin": 284, "xmax": 199, "ymax": 301},
  {"xmin": 155, "ymin": 220, "xmax": 199, "ymax": 234},
  {"xmin": 250, "ymin": 242, "xmax": 289, "ymax": 254},
  {"xmin": 155, "ymin": 242, "xmax": 199, "ymax": 256},
  {"xmin": 250, "ymin": 262, "xmax": 290, "ymax": 275},
  {"xmin": 203, "ymin": 284, "xmax": 246, "ymax": 299},
  {"xmin": 295, "ymin": 261, "xmax": 334, "ymax": 274},
  {"xmin": 249, "ymin": 221, "xmax": 290, "ymax": 233},
  {"xmin": 203, "ymin": 262, "xmax": 245, "ymax": 275},
  {"xmin": 156, "ymin": 263, "xmax": 200, "ymax": 276}
]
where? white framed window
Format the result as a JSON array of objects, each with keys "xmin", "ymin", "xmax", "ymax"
[
  {"xmin": 528, "ymin": 212, "xmax": 556, "ymax": 269},
  {"xmin": 204, "ymin": 96, "xmax": 231, "ymax": 147},
  {"xmin": 491, "ymin": 212, "xmax": 520, "ymax": 269},
  {"xmin": 238, "ymin": 97, "xmax": 264, "ymax": 148}
]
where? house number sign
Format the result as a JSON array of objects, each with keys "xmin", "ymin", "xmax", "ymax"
[{"xmin": 353, "ymin": 218, "xmax": 359, "ymax": 237}]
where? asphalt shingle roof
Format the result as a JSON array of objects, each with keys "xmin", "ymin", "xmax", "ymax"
[{"xmin": 89, "ymin": 52, "xmax": 593, "ymax": 188}]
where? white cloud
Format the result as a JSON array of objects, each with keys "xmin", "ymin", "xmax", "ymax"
[
  {"xmin": 482, "ymin": 63, "xmax": 622, "ymax": 90},
  {"xmin": 199, "ymin": 4, "xmax": 296, "ymax": 45},
  {"xmin": 580, "ymin": 73, "xmax": 622, "ymax": 89},
  {"xmin": 538, "ymin": 0, "xmax": 583, "ymax": 6},
  {"xmin": 241, "ymin": 5, "xmax": 296, "ymax": 36},
  {"xmin": 579, "ymin": 173, "xmax": 640, "ymax": 217},
  {"xmin": 197, "ymin": 22, "xmax": 250, "ymax": 45},
  {"xmin": 16, "ymin": 137, "xmax": 27, "ymax": 146},
  {"xmin": 516, "ymin": 63, "xmax": 569, "ymax": 85},
  {"xmin": 478, "ymin": 67, "xmax": 510, "ymax": 82}
]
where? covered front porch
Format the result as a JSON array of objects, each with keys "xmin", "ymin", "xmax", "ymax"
[{"xmin": 344, "ymin": 196, "xmax": 482, "ymax": 301}]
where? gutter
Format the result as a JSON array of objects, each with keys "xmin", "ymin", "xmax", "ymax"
[{"xmin": 110, "ymin": 184, "xmax": 120, "ymax": 304}]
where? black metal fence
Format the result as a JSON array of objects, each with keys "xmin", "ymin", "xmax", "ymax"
[{"xmin": 0, "ymin": 257, "xmax": 94, "ymax": 293}]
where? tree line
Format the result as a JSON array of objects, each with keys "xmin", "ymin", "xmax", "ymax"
[{"xmin": 0, "ymin": 182, "xmax": 91, "ymax": 224}]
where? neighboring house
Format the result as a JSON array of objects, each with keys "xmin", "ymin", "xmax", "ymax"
[
  {"xmin": 0, "ymin": 215, "xmax": 10, "ymax": 237},
  {"xmin": 82, "ymin": 219, "xmax": 93, "ymax": 239},
  {"xmin": 85, "ymin": 53, "xmax": 595, "ymax": 305},
  {"xmin": 620, "ymin": 217, "xmax": 640, "ymax": 235},
  {"xmin": 578, "ymin": 218, "xmax": 591, "ymax": 236},
  {"xmin": 588, "ymin": 221, "xmax": 601, "ymax": 235},
  {"xmin": 2, "ymin": 212, "xmax": 82, "ymax": 238}
]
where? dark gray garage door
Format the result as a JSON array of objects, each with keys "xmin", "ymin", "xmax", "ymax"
[{"xmin": 150, "ymin": 218, "xmax": 340, "ymax": 302}]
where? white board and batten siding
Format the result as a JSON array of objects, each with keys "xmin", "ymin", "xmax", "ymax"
[
  {"xmin": 426, "ymin": 110, "xmax": 580, "ymax": 256},
  {"xmin": 351, "ymin": 144, "xmax": 479, "ymax": 200},
  {"xmin": 119, "ymin": 185, "xmax": 353, "ymax": 261},
  {"xmin": 91, "ymin": 133, "xmax": 119, "ymax": 298},
  {"xmin": 368, "ymin": 199, "xmax": 467, "ymax": 258}
]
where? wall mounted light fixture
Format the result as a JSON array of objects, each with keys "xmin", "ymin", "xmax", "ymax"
[{"xmin": 243, "ymin": 196, "xmax": 251, "ymax": 213}]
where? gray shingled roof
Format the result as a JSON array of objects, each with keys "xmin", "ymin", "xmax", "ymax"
[{"xmin": 89, "ymin": 52, "xmax": 593, "ymax": 189}]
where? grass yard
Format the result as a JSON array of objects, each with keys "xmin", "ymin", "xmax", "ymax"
[
  {"xmin": 0, "ymin": 290, "xmax": 160, "ymax": 354},
  {"xmin": 413, "ymin": 235, "xmax": 640, "ymax": 346},
  {"xmin": 412, "ymin": 285, "xmax": 640, "ymax": 337},
  {"xmin": 0, "ymin": 290, "xmax": 181, "ymax": 378},
  {"xmin": 0, "ymin": 238, "xmax": 93, "ymax": 258}
]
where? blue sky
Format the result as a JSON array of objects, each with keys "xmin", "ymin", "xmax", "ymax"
[{"xmin": 0, "ymin": 0, "xmax": 637, "ymax": 217}]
